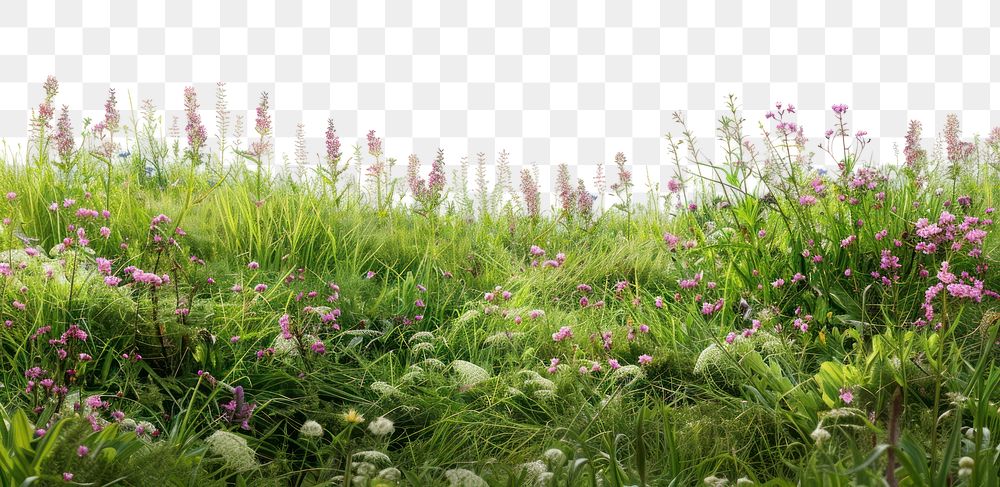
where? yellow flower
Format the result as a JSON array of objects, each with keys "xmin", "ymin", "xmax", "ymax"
[{"xmin": 342, "ymin": 408, "xmax": 365, "ymax": 425}]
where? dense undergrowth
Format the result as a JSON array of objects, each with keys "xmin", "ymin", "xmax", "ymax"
[{"xmin": 0, "ymin": 79, "xmax": 998, "ymax": 486}]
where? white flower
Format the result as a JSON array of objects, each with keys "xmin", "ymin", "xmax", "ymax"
[
  {"xmin": 271, "ymin": 333, "xmax": 318, "ymax": 358},
  {"xmin": 452, "ymin": 360, "xmax": 490, "ymax": 386},
  {"xmin": 704, "ymin": 475, "xmax": 730, "ymax": 487},
  {"xmin": 368, "ymin": 416, "xmax": 395, "ymax": 437},
  {"xmin": 454, "ymin": 309, "xmax": 480, "ymax": 324},
  {"xmin": 533, "ymin": 389, "xmax": 555, "ymax": 400},
  {"xmin": 352, "ymin": 461, "xmax": 378, "ymax": 477},
  {"xmin": 964, "ymin": 427, "xmax": 990, "ymax": 446},
  {"xmin": 811, "ymin": 427, "xmax": 831, "ymax": 446},
  {"xmin": 206, "ymin": 430, "xmax": 259, "ymax": 472},
  {"xmin": 378, "ymin": 467, "xmax": 401, "ymax": 481},
  {"xmin": 599, "ymin": 394, "xmax": 621, "ymax": 409},
  {"xmin": 401, "ymin": 365, "xmax": 424, "ymax": 382},
  {"xmin": 947, "ymin": 391, "xmax": 969, "ymax": 406},
  {"xmin": 371, "ymin": 381, "xmax": 402, "ymax": 397},
  {"xmin": 820, "ymin": 408, "xmax": 862, "ymax": 420},
  {"xmin": 484, "ymin": 331, "xmax": 524, "ymax": 345},
  {"xmin": 521, "ymin": 459, "xmax": 547, "ymax": 473},
  {"xmin": 542, "ymin": 448, "xmax": 566, "ymax": 466},
  {"xmin": 299, "ymin": 420, "xmax": 323, "ymax": 438},
  {"xmin": 136, "ymin": 420, "xmax": 155, "ymax": 435},
  {"xmin": 444, "ymin": 468, "xmax": 488, "ymax": 487},
  {"xmin": 535, "ymin": 472, "xmax": 554, "ymax": 486},
  {"xmin": 889, "ymin": 357, "xmax": 902, "ymax": 370},
  {"xmin": 610, "ymin": 364, "xmax": 645, "ymax": 383},
  {"xmin": 409, "ymin": 331, "xmax": 435, "ymax": 343},
  {"xmin": 420, "ymin": 358, "xmax": 446, "ymax": 369},
  {"xmin": 61, "ymin": 391, "xmax": 82, "ymax": 416},
  {"xmin": 354, "ymin": 450, "xmax": 391, "ymax": 465},
  {"xmin": 272, "ymin": 334, "xmax": 298, "ymax": 356},
  {"xmin": 524, "ymin": 376, "xmax": 556, "ymax": 391}
]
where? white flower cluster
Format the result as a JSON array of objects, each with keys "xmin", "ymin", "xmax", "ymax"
[
  {"xmin": 353, "ymin": 450, "xmax": 392, "ymax": 465},
  {"xmin": 444, "ymin": 468, "xmax": 488, "ymax": 487},
  {"xmin": 959, "ymin": 456, "xmax": 974, "ymax": 479},
  {"xmin": 452, "ymin": 360, "xmax": 490, "ymax": 386},
  {"xmin": 542, "ymin": 448, "xmax": 566, "ymax": 466},
  {"xmin": 352, "ymin": 461, "xmax": 378, "ymax": 477},
  {"xmin": 521, "ymin": 370, "xmax": 556, "ymax": 392},
  {"xmin": 420, "ymin": 358, "xmax": 446, "ymax": 369},
  {"xmin": 271, "ymin": 333, "xmax": 317, "ymax": 358},
  {"xmin": 483, "ymin": 331, "xmax": 524, "ymax": 346},
  {"xmin": 811, "ymin": 427, "xmax": 831, "ymax": 446},
  {"xmin": 367, "ymin": 416, "xmax": 395, "ymax": 437},
  {"xmin": 703, "ymin": 476, "xmax": 754, "ymax": 486},
  {"xmin": 206, "ymin": 430, "xmax": 259, "ymax": 472},
  {"xmin": 409, "ymin": 331, "xmax": 435, "ymax": 343},
  {"xmin": 401, "ymin": 364, "xmax": 424, "ymax": 383},
  {"xmin": 694, "ymin": 332, "xmax": 784, "ymax": 387},
  {"xmin": 378, "ymin": 467, "xmax": 401, "ymax": 481},
  {"xmin": 371, "ymin": 381, "xmax": 403, "ymax": 397},
  {"xmin": 299, "ymin": 420, "xmax": 323, "ymax": 437},
  {"xmin": 610, "ymin": 364, "xmax": 645, "ymax": 384}
]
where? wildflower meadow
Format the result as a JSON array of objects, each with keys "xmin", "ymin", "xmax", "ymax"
[{"xmin": 0, "ymin": 78, "xmax": 998, "ymax": 486}]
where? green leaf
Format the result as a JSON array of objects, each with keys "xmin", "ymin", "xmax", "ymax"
[
  {"xmin": 846, "ymin": 444, "xmax": 890, "ymax": 475},
  {"xmin": 30, "ymin": 419, "xmax": 65, "ymax": 470}
]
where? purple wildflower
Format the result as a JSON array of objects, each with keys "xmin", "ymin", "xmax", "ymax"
[{"xmin": 220, "ymin": 385, "xmax": 256, "ymax": 430}]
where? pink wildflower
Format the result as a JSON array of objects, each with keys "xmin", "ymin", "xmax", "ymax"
[{"xmin": 839, "ymin": 387, "xmax": 854, "ymax": 404}]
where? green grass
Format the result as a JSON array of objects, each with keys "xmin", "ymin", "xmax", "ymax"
[{"xmin": 0, "ymin": 89, "xmax": 998, "ymax": 486}]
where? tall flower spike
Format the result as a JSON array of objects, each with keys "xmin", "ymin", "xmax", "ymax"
[
  {"xmin": 183, "ymin": 86, "xmax": 207, "ymax": 152},
  {"xmin": 556, "ymin": 163, "xmax": 575, "ymax": 215},
  {"xmin": 577, "ymin": 178, "xmax": 594, "ymax": 218},
  {"xmin": 594, "ymin": 162, "xmax": 606, "ymax": 196},
  {"xmin": 220, "ymin": 385, "xmax": 256, "ymax": 430},
  {"xmin": 103, "ymin": 88, "xmax": 120, "ymax": 133},
  {"xmin": 494, "ymin": 149, "xmax": 512, "ymax": 203},
  {"xmin": 612, "ymin": 152, "xmax": 631, "ymax": 190},
  {"xmin": 520, "ymin": 168, "xmax": 540, "ymax": 218},
  {"xmin": 904, "ymin": 120, "xmax": 925, "ymax": 169},
  {"xmin": 944, "ymin": 114, "xmax": 969, "ymax": 164},
  {"xmin": 43, "ymin": 75, "xmax": 59, "ymax": 101},
  {"xmin": 407, "ymin": 154, "xmax": 425, "ymax": 197},
  {"xmin": 255, "ymin": 92, "xmax": 271, "ymax": 137},
  {"xmin": 294, "ymin": 121, "xmax": 307, "ymax": 167},
  {"xmin": 36, "ymin": 76, "xmax": 59, "ymax": 131},
  {"xmin": 250, "ymin": 93, "xmax": 272, "ymax": 157},
  {"xmin": 54, "ymin": 105, "xmax": 74, "ymax": 161},
  {"xmin": 215, "ymin": 81, "xmax": 230, "ymax": 148},
  {"xmin": 325, "ymin": 118, "xmax": 341, "ymax": 162},
  {"xmin": 367, "ymin": 129, "xmax": 382, "ymax": 158},
  {"xmin": 428, "ymin": 148, "xmax": 447, "ymax": 195}
]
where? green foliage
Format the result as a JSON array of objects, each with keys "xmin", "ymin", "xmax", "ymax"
[{"xmin": 0, "ymin": 89, "xmax": 998, "ymax": 485}]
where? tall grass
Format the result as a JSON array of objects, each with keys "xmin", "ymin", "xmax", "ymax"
[{"xmin": 0, "ymin": 80, "xmax": 997, "ymax": 485}]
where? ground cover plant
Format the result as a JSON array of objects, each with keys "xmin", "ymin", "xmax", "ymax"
[{"xmin": 0, "ymin": 78, "xmax": 998, "ymax": 486}]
